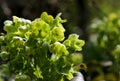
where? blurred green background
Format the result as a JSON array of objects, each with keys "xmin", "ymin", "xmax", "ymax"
[{"xmin": 0, "ymin": 0, "xmax": 120, "ymax": 81}]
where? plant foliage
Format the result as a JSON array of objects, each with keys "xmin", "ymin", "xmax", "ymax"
[{"xmin": 0, "ymin": 12, "xmax": 85, "ymax": 81}]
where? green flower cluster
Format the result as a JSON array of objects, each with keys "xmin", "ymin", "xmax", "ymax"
[
  {"xmin": 0, "ymin": 12, "xmax": 85, "ymax": 81},
  {"xmin": 90, "ymin": 13, "xmax": 120, "ymax": 50}
]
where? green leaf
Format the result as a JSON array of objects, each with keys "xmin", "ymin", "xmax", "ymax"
[
  {"xmin": 15, "ymin": 74, "xmax": 31, "ymax": 81},
  {"xmin": 33, "ymin": 65, "xmax": 43, "ymax": 79},
  {"xmin": 4, "ymin": 20, "xmax": 14, "ymax": 33},
  {"xmin": 0, "ymin": 51, "xmax": 9, "ymax": 61},
  {"xmin": 0, "ymin": 36, "xmax": 5, "ymax": 42}
]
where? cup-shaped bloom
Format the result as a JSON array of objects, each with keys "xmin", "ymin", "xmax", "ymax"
[
  {"xmin": 63, "ymin": 34, "xmax": 85, "ymax": 52},
  {"xmin": 49, "ymin": 42, "xmax": 69, "ymax": 56},
  {"xmin": 51, "ymin": 27, "xmax": 65, "ymax": 42}
]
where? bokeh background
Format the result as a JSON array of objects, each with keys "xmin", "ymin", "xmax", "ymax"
[{"xmin": 0, "ymin": 0, "xmax": 120, "ymax": 81}]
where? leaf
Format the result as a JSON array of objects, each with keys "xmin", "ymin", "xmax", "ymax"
[
  {"xmin": 15, "ymin": 74, "xmax": 31, "ymax": 81},
  {"xmin": 33, "ymin": 65, "xmax": 43, "ymax": 79}
]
